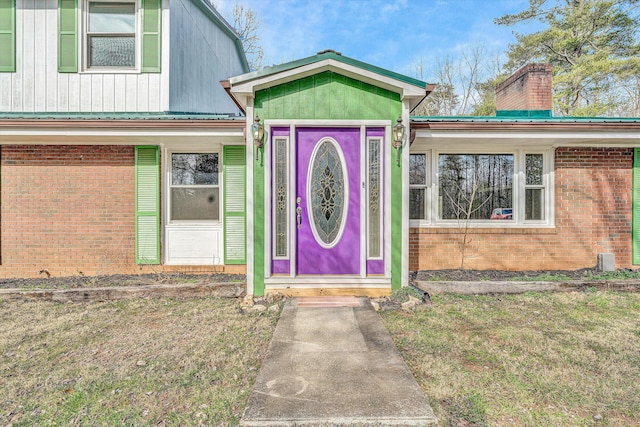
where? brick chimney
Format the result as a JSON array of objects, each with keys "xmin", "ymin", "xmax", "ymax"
[{"xmin": 495, "ymin": 63, "xmax": 552, "ymax": 117}]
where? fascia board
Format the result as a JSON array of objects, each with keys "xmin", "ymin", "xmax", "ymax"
[
  {"xmin": 414, "ymin": 129, "xmax": 640, "ymax": 147},
  {"xmin": 230, "ymin": 59, "xmax": 425, "ymax": 101}
]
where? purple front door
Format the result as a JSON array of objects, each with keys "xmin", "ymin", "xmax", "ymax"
[{"xmin": 296, "ymin": 128, "xmax": 360, "ymax": 275}]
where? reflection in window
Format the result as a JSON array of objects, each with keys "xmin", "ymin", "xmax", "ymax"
[
  {"xmin": 525, "ymin": 154, "xmax": 544, "ymax": 220},
  {"xmin": 87, "ymin": 2, "xmax": 136, "ymax": 68},
  {"xmin": 409, "ymin": 154, "xmax": 427, "ymax": 220},
  {"xmin": 438, "ymin": 154, "xmax": 513, "ymax": 220},
  {"xmin": 171, "ymin": 153, "xmax": 219, "ymax": 221}
]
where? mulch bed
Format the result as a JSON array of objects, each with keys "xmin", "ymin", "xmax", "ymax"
[
  {"xmin": 413, "ymin": 268, "xmax": 602, "ymax": 282},
  {"xmin": 0, "ymin": 273, "xmax": 246, "ymax": 290}
]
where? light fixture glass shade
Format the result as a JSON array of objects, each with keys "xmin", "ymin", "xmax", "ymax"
[
  {"xmin": 393, "ymin": 117, "xmax": 405, "ymax": 149},
  {"xmin": 252, "ymin": 115, "xmax": 264, "ymax": 146}
]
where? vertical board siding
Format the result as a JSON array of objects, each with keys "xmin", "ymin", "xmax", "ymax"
[
  {"xmin": 0, "ymin": 0, "xmax": 16, "ymax": 72},
  {"xmin": 0, "ymin": 1, "xmax": 165, "ymax": 112},
  {"xmin": 168, "ymin": 0, "xmax": 245, "ymax": 114},
  {"xmin": 141, "ymin": 0, "xmax": 161, "ymax": 73},
  {"xmin": 633, "ymin": 148, "xmax": 640, "ymax": 264},
  {"xmin": 255, "ymin": 71, "xmax": 401, "ymax": 121},
  {"xmin": 224, "ymin": 146, "xmax": 247, "ymax": 264},
  {"xmin": 135, "ymin": 146, "xmax": 160, "ymax": 264}
]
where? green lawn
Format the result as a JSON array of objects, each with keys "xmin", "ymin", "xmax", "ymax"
[
  {"xmin": 0, "ymin": 297, "xmax": 278, "ymax": 426},
  {"xmin": 382, "ymin": 291, "xmax": 640, "ymax": 426}
]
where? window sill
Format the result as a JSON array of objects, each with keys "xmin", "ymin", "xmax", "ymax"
[
  {"xmin": 409, "ymin": 223, "xmax": 557, "ymax": 234},
  {"xmin": 81, "ymin": 68, "xmax": 141, "ymax": 74}
]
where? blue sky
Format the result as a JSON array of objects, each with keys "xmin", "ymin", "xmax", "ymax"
[{"xmin": 215, "ymin": 0, "xmax": 542, "ymax": 81}]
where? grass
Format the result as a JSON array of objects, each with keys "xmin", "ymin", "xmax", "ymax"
[
  {"xmin": 381, "ymin": 291, "xmax": 640, "ymax": 427},
  {"xmin": 0, "ymin": 297, "xmax": 278, "ymax": 426}
]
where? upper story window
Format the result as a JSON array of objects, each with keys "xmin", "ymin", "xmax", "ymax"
[
  {"xmin": 86, "ymin": 1, "xmax": 136, "ymax": 69},
  {"xmin": 410, "ymin": 149, "xmax": 552, "ymax": 226}
]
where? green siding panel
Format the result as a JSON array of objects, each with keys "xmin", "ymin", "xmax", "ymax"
[
  {"xmin": 141, "ymin": 0, "xmax": 161, "ymax": 72},
  {"xmin": 223, "ymin": 146, "xmax": 247, "ymax": 264},
  {"xmin": 255, "ymin": 71, "xmax": 401, "ymax": 121},
  {"xmin": 633, "ymin": 148, "xmax": 640, "ymax": 265},
  {"xmin": 58, "ymin": 0, "xmax": 77, "ymax": 73},
  {"xmin": 135, "ymin": 146, "xmax": 160, "ymax": 265},
  {"xmin": 0, "ymin": 0, "xmax": 15, "ymax": 72}
]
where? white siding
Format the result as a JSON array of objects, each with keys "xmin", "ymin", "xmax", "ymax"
[
  {"xmin": 168, "ymin": 0, "xmax": 246, "ymax": 115},
  {"xmin": 0, "ymin": 0, "xmax": 167, "ymax": 113}
]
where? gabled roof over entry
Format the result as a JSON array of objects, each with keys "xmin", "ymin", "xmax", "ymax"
[{"xmin": 224, "ymin": 50, "xmax": 433, "ymax": 113}]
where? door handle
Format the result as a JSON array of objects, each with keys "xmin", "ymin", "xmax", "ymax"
[{"xmin": 296, "ymin": 207, "xmax": 302, "ymax": 229}]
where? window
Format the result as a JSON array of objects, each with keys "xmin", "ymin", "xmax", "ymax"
[
  {"xmin": 525, "ymin": 154, "xmax": 544, "ymax": 220},
  {"xmin": 439, "ymin": 154, "xmax": 514, "ymax": 220},
  {"xmin": 170, "ymin": 153, "xmax": 220, "ymax": 221},
  {"xmin": 409, "ymin": 153, "xmax": 428, "ymax": 220},
  {"xmin": 409, "ymin": 149, "xmax": 551, "ymax": 226},
  {"xmin": 86, "ymin": 1, "xmax": 136, "ymax": 68}
]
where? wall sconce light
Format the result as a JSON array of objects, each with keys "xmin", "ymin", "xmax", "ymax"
[
  {"xmin": 252, "ymin": 115, "xmax": 265, "ymax": 161},
  {"xmin": 392, "ymin": 116, "xmax": 406, "ymax": 166}
]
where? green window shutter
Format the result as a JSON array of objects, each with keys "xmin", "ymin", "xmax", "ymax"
[
  {"xmin": 224, "ymin": 146, "xmax": 246, "ymax": 264},
  {"xmin": 141, "ymin": 0, "xmax": 161, "ymax": 73},
  {"xmin": 0, "ymin": 0, "xmax": 16, "ymax": 72},
  {"xmin": 633, "ymin": 148, "xmax": 640, "ymax": 265},
  {"xmin": 58, "ymin": 0, "xmax": 78, "ymax": 73},
  {"xmin": 135, "ymin": 146, "xmax": 160, "ymax": 265}
]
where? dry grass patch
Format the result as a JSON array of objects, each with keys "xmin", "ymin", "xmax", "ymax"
[
  {"xmin": 382, "ymin": 291, "xmax": 640, "ymax": 427},
  {"xmin": 0, "ymin": 297, "xmax": 278, "ymax": 426}
]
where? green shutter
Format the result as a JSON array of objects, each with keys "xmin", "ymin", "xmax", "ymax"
[
  {"xmin": 223, "ymin": 146, "xmax": 246, "ymax": 264},
  {"xmin": 58, "ymin": 0, "xmax": 78, "ymax": 73},
  {"xmin": 0, "ymin": 0, "xmax": 15, "ymax": 72},
  {"xmin": 141, "ymin": 0, "xmax": 161, "ymax": 73},
  {"xmin": 633, "ymin": 148, "xmax": 640, "ymax": 264},
  {"xmin": 135, "ymin": 146, "xmax": 160, "ymax": 265}
]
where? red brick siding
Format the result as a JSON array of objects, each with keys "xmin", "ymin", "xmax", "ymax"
[
  {"xmin": 0, "ymin": 145, "xmax": 245, "ymax": 278},
  {"xmin": 409, "ymin": 147, "xmax": 633, "ymax": 271},
  {"xmin": 496, "ymin": 63, "xmax": 553, "ymax": 111}
]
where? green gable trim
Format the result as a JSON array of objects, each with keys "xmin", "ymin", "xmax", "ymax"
[
  {"xmin": 58, "ymin": 0, "xmax": 78, "ymax": 73},
  {"xmin": 135, "ymin": 146, "xmax": 160, "ymax": 265},
  {"xmin": 0, "ymin": 0, "xmax": 16, "ymax": 72},
  {"xmin": 255, "ymin": 71, "xmax": 401, "ymax": 121},
  {"xmin": 496, "ymin": 110, "xmax": 553, "ymax": 118},
  {"xmin": 233, "ymin": 50, "xmax": 425, "ymax": 89},
  {"xmin": 223, "ymin": 146, "xmax": 247, "ymax": 264},
  {"xmin": 141, "ymin": 0, "xmax": 161, "ymax": 73},
  {"xmin": 633, "ymin": 148, "xmax": 640, "ymax": 265}
]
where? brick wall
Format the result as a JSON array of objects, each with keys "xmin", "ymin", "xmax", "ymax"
[
  {"xmin": 0, "ymin": 145, "xmax": 246, "ymax": 278},
  {"xmin": 496, "ymin": 63, "xmax": 553, "ymax": 112},
  {"xmin": 409, "ymin": 147, "xmax": 633, "ymax": 271}
]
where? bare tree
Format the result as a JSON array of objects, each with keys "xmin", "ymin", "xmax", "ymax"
[{"xmin": 231, "ymin": 2, "xmax": 264, "ymax": 71}]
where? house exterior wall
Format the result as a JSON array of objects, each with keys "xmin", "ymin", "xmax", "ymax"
[
  {"xmin": 409, "ymin": 147, "xmax": 633, "ymax": 271},
  {"xmin": 0, "ymin": 0, "xmax": 166, "ymax": 113},
  {"xmin": 168, "ymin": 0, "xmax": 246, "ymax": 114},
  {"xmin": 0, "ymin": 144, "xmax": 246, "ymax": 278}
]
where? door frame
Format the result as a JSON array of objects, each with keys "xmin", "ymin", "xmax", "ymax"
[{"xmin": 262, "ymin": 120, "xmax": 392, "ymax": 287}]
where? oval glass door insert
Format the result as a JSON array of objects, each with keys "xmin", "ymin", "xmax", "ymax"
[{"xmin": 307, "ymin": 138, "xmax": 349, "ymax": 248}]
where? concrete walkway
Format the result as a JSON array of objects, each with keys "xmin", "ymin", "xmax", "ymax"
[{"xmin": 241, "ymin": 296, "xmax": 437, "ymax": 426}]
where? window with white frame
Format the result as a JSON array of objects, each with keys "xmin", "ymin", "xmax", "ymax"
[
  {"xmin": 170, "ymin": 153, "xmax": 220, "ymax": 221},
  {"xmin": 86, "ymin": 1, "xmax": 136, "ymax": 69},
  {"xmin": 409, "ymin": 149, "xmax": 551, "ymax": 225},
  {"xmin": 409, "ymin": 153, "xmax": 428, "ymax": 220}
]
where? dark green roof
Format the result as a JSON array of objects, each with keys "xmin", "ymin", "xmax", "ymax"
[
  {"xmin": 410, "ymin": 115, "xmax": 640, "ymax": 123},
  {"xmin": 0, "ymin": 112, "xmax": 245, "ymax": 120},
  {"xmin": 232, "ymin": 50, "xmax": 427, "ymax": 89}
]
